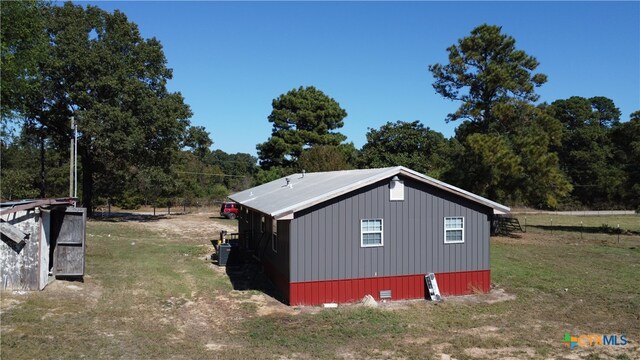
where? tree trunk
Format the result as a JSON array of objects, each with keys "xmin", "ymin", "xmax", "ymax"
[{"xmin": 81, "ymin": 147, "xmax": 94, "ymax": 216}]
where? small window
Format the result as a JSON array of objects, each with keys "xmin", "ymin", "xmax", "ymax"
[
  {"xmin": 272, "ymin": 233, "xmax": 278, "ymax": 253},
  {"xmin": 390, "ymin": 177, "xmax": 404, "ymax": 201},
  {"xmin": 444, "ymin": 217, "xmax": 464, "ymax": 244},
  {"xmin": 361, "ymin": 219, "xmax": 383, "ymax": 247}
]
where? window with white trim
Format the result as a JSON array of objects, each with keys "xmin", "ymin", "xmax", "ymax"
[
  {"xmin": 361, "ymin": 219, "xmax": 383, "ymax": 247},
  {"xmin": 444, "ymin": 217, "xmax": 464, "ymax": 244}
]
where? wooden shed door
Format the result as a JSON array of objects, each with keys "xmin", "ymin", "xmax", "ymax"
[{"xmin": 52, "ymin": 208, "xmax": 86, "ymax": 277}]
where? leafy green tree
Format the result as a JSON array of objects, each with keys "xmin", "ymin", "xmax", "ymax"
[
  {"xmin": 610, "ymin": 111, "xmax": 640, "ymax": 209},
  {"xmin": 184, "ymin": 126, "xmax": 213, "ymax": 159},
  {"xmin": 254, "ymin": 167, "xmax": 290, "ymax": 186},
  {"xmin": 257, "ymin": 86, "xmax": 348, "ymax": 170},
  {"xmin": 171, "ymin": 151, "xmax": 222, "ymax": 201},
  {"xmin": 429, "ymin": 24, "xmax": 571, "ymax": 208},
  {"xmin": 134, "ymin": 166, "xmax": 175, "ymax": 208},
  {"xmin": 0, "ymin": 129, "xmax": 70, "ymax": 200},
  {"xmin": 444, "ymin": 102, "xmax": 571, "ymax": 207},
  {"xmin": 4, "ymin": 2, "xmax": 193, "ymax": 213},
  {"xmin": 429, "ymin": 24, "xmax": 547, "ymax": 133},
  {"xmin": 208, "ymin": 150, "xmax": 257, "ymax": 191},
  {"xmin": 298, "ymin": 145, "xmax": 353, "ymax": 173},
  {"xmin": 547, "ymin": 96, "xmax": 624, "ymax": 207},
  {"xmin": 359, "ymin": 121, "xmax": 449, "ymax": 178},
  {"xmin": 0, "ymin": 136, "xmax": 40, "ymax": 200},
  {"xmin": 0, "ymin": 0, "xmax": 48, "ymax": 120}
]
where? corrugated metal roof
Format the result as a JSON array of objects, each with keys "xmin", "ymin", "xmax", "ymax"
[
  {"xmin": 0, "ymin": 198, "xmax": 76, "ymax": 215},
  {"xmin": 229, "ymin": 166, "xmax": 510, "ymax": 219}
]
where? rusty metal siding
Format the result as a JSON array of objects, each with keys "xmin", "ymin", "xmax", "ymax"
[{"xmin": 289, "ymin": 176, "xmax": 492, "ymax": 283}]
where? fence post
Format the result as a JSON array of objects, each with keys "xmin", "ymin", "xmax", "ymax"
[
  {"xmin": 580, "ymin": 220, "xmax": 583, "ymax": 239},
  {"xmin": 618, "ymin": 224, "xmax": 620, "ymax": 244},
  {"xmin": 524, "ymin": 216, "xmax": 527, "ymax": 233},
  {"xmin": 550, "ymin": 218, "xmax": 553, "ymax": 235}
]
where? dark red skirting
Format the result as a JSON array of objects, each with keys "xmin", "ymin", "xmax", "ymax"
[{"xmin": 287, "ymin": 270, "xmax": 490, "ymax": 306}]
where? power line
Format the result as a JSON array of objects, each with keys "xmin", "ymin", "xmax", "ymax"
[{"xmin": 173, "ymin": 171, "xmax": 250, "ymax": 178}]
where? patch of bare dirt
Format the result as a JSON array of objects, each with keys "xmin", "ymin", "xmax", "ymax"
[
  {"xmin": 444, "ymin": 287, "xmax": 516, "ymax": 305},
  {"xmin": 460, "ymin": 325, "xmax": 501, "ymax": 338},
  {"xmin": 463, "ymin": 346, "xmax": 536, "ymax": 359},
  {"xmin": 0, "ymin": 297, "xmax": 22, "ymax": 312},
  {"xmin": 43, "ymin": 276, "xmax": 103, "ymax": 304},
  {"xmin": 120, "ymin": 211, "xmax": 235, "ymax": 244}
]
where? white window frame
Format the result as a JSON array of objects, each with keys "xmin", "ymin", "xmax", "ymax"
[
  {"xmin": 361, "ymin": 219, "xmax": 384, "ymax": 247},
  {"xmin": 444, "ymin": 216, "xmax": 465, "ymax": 244}
]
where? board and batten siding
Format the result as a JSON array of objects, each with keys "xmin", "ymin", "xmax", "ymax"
[{"xmin": 289, "ymin": 176, "xmax": 492, "ymax": 283}]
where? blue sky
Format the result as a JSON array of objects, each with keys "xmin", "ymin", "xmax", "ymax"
[{"xmin": 88, "ymin": 1, "xmax": 639, "ymax": 156}]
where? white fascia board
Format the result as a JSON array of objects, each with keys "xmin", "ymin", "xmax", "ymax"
[{"xmin": 275, "ymin": 212, "xmax": 294, "ymax": 220}]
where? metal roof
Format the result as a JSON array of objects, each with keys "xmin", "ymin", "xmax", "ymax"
[
  {"xmin": 229, "ymin": 166, "xmax": 510, "ymax": 219},
  {"xmin": 0, "ymin": 198, "xmax": 76, "ymax": 216}
]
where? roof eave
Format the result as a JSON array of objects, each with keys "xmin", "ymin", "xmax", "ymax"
[
  {"xmin": 397, "ymin": 167, "xmax": 511, "ymax": 213},
  {"xmin": 232, "ymin": 166, "xmax": 510, "ymax": 218}
]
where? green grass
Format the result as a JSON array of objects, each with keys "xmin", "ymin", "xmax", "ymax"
[
  {"xmin": 517, "ymin": 214, "xmax": 640, "ymax": 234},
  {"xmin": 1, "ymin": 220, "xmax": 241, "ymax": 359},
  {"xmin": 2, "ymin": 216, "xmax": 639, "ymax": 359}
]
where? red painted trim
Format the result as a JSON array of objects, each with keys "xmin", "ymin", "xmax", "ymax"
[
  {"xmin": 287, "ymin": 270, "xmax": 490, "ymax": 306},
  {"xmin": 435, "ymin": 270, "xmax": 490, "ymax": 295}
]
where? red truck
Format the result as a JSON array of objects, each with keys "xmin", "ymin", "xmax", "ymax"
[{"xmin": 219, "ymin": 202, "xmax": 239, "ymax": 219}]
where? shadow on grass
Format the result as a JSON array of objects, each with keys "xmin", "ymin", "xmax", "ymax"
[
  {"xmin": 213, "ymin": 248, "xmax": 287, "ymax": 305},
  {"xmin": 89, "ymin": 212, "xmax": 167, "ymax": 223},
  {"xmin": 530, "ymin": 225, "xmax": 638, "ymax": 235}
]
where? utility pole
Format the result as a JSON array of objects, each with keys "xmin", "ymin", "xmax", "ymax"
[
  {"xmin": 69, "ymin": 116, "xmax": 74, "ymax": 198},
  {"xmin": 69, "ymin": 116, "xmax": 78, "ymax": 206},
  {"xmin": 74, "ymin": 118, "xmax": 78, "ymax": 202}
]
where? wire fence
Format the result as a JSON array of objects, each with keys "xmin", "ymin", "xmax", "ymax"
[
  {"xmin": 93, "ymin": 198, "xmax": 228, "ymax": 218},
  {"xmin": 509, "ymin": 211, "xmax": 640, "ymax": 245}
]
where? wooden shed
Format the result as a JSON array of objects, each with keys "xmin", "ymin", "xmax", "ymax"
[
  {"xmin": 229, "ymin": 167, "xmax": 509, "ymax": 306},
  {"xmin": 1, "ymin": 199, "xmax": 86, "ymax": 290}
]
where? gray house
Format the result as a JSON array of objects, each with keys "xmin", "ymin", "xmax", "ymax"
[{"xmin": 229, "ymin": 166, "xmax": 509, "ymax": 305}]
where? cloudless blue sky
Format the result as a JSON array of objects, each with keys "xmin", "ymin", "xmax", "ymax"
[{"xmin": 86, "ymin": 1, "xmax": 639, "ymax": 156}]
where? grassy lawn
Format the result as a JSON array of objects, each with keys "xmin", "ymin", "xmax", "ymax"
[
  {"xmin": 2, "ymin": 213, "xmax": 638, "ymax": 359},
  {"xmin": 516, "ymin": 214, "xmax": 640, "ymax": 239}
]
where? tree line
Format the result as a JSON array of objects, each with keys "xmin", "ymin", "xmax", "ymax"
[
  {"xmin": 2, "ymin": 2, "xmax": 638, "ymax": 212},
  {"xmin": 1, "ymin": 1, "xmax": 256, "ymax": 213},
  {"xmin": 254, "ymin": 25, "xmax": 639, "ymax": 211}
]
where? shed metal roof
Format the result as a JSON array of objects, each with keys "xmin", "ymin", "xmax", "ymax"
[{"xmin": 229, "ymin": 166, "xmax": 510, "ymax": 219}]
